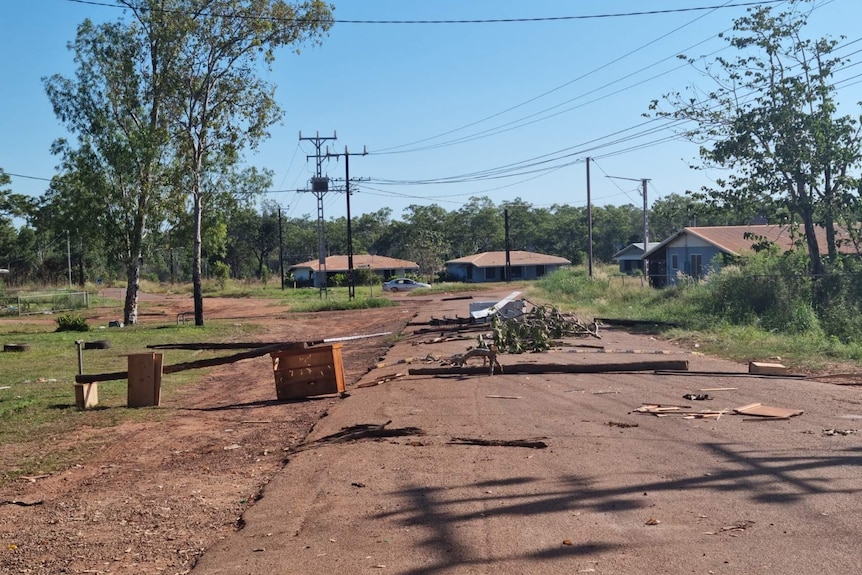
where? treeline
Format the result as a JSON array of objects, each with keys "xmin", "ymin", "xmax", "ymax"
[{"xmin": 0, "ymin": 182, "xmax": 748, "ymax": 287}]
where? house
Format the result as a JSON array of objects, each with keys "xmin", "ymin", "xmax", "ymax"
[
  {"xmin": 288, "ymin": 254, "xmax": 419, "ymax": 287},
  {"xmin": 612, "ymin": 242, "xmax": 660, "ymax": 275},
  {"xmin": 643, "ymin": 224, "xmax": 856, "ymax": 287},
  {"xmin": 445, "ymin": 250, "xmax": 571, "ymax": 283}
]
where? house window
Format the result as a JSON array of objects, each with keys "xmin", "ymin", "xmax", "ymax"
[
  {"xmin": 671, "ymin": 254, "xmax": 678, "ymax": 270},
  {"xmin": 485, "ymin": 267, "xmax": 496, "ymax": 280},
  {"xmin": 535, "ymin": 265, "xmax": 546, "ymax": 277},
  {"xmin": 511, "ymin": 266, "xmax": 523, "ymax": 278},
  {"xmin": 690, "ymin": 254, "xmax": 703, "ymax": 279}
]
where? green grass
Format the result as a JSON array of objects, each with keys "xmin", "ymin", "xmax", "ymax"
[{"xmin": 533, "ymin": 265, "xmax": 862, "ymax": 372}]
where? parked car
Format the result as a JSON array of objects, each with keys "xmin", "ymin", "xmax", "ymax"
[{"xmin": 382, "ymin": 278, "xmax": 431, "ymax": 292}]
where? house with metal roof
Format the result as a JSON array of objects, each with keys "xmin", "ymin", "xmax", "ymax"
[
  {"xmin": 612, "ymin": 242, "xmax": 660, "ymax": 275},
  {"xmin": 288, "ymin": 254, "xmax": 419, "ymax": 287},
  {"xmin": 444, "ymin": 250, "xmax": 571, "ymax": 283},
  {"xmin": 643, "ymin": 224, "xmax": 856, "ymax": 287}
]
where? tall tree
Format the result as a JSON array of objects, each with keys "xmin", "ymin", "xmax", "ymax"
[
  {"xmin": 44, "ymin": 12, "xmax": 180, "ymax": 324},
  {"xmin": 650, "ymin": 1, "xmax": 862, "ymax": 275},
  {"xmin": 166, "ymin": 0, "xmax": 332, "ymax": 325}
]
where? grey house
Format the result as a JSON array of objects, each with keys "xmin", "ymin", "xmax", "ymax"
[
  {"xmin": 643, "ymin": 224, "xmax": 854, "ymax": 287},
  {"xmin": 612, "ymin": 242, "xmax": 660, "ymax": 274},
  {"xmin": 445, "ymin": 250, "xmax": 571, "ymax": 283}
]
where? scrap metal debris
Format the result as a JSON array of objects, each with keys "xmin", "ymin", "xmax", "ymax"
[{"xmin": 682, "ymin": 393, "xmax": 711, "ymax": 401}]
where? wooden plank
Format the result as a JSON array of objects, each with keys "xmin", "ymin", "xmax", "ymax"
[
  {"xmin": 409, "ymin": 359, "xmax": 689, "ymax": 377},
  {"xmin": 76, "ymin": 342, "xmax": 309, "ymax": 384},
  {"xmin": 749, "ymin": 361, "xmax": 789, "ymax": 376}
]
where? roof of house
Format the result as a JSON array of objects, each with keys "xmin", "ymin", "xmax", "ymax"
[
  {"xmin": 612, "ymin": 242, "xmax": 661, "ymax": 259},
  {"xmin": 643, "ymin": 224, "xmax": 856, "ymax": 259},
  {"xmin": 288, "ymin": 254, "xmax": 419, "ymax": 273},
  {"xmin": 445, "ymin": 250, "xmax": 571, "ymax": 267}
]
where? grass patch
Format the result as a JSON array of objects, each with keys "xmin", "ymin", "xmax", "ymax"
[{"xmin": 533, "ymin": 265, "xmax": 862, "ymax": 372}]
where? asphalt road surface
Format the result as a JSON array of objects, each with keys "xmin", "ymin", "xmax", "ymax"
[{"xmin": 192, "ymin": 294, "xmax": 862, "ymax": 575}]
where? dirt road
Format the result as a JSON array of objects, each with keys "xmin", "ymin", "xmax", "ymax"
[{"xmin": 192, "ymin": 294, "xmax": 862, "ymax": 575}]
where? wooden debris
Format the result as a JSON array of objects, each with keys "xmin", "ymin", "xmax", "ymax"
[
  {"xmin": 356, "ymin": 373, "xmax": 407, "ymax": 389},
  {"xmin": 375, "ymin": 357, "xmax": 416, "ymax": 369},
  {"xmin": 485, "ymin": 395, "xmax": 521, "ymax": 399},
  {"xmin": 748, "ymin": 361, "xmax": 789, "ymax": 376},
  {"xmin": 607, "ymin": 421, "xmax": 638, "ymax": 428},
  {"xmin": 733, "ymin": 402, "xmax": 803, "ymax": 418},
  {"xmin": 409, "ymin": 359, "xmax": 688, "ymax": 377},
  {"xmin": 309, "ymin": 421, "xmax": 425, "ymax": 446},
  {"xmin": 1, "ymin": 499, "xmax": 44, "ymax": 507},
  {"xmin": 634, "ymin": 404, "xmax": 727, "ymax": 418},
  {"xmin": 699, "ymin": 387, "xmax": 738, "ymax": 392},
  {"xmin": 595, "ymin": 317, "xmax": 679, "ymax": 328},
  {"xmin": 448, "ymin": 437, "xmax": 548, "ymax": 449},
  {"xmin": 654, "ymin": 370, "xmax": 804, "ymax": 379}
]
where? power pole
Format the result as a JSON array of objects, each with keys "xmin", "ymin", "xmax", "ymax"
[
  {"xmin": 278, "ymin": 206, "xmax": 285, "ymax": 290},
  {"xmin": 586, "ymin": 157, "xmax": 593, "ymax": 279},
  {"xmin": 504, "ymin": 208, "xmax": 511, "ymax": 283},
  {"xmin": 300, "ymin": 131, "xmax": 337, "ymax": 297},
  {"xmin": 606, "ymin": 174, "xmax": 651, "ymax": 280},
  {"xmin": 326, "ymin": 145, "xmax": 367, "ymax": 300}
]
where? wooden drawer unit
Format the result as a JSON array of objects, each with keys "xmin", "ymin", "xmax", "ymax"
[{"xmin": 270, "ymin": 343, "xmax": 345, "ymax": 400}]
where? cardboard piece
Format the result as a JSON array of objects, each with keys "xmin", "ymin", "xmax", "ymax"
[{"xmin": 733, "ymin": 402, "xmax": 803, "ymax": 418}]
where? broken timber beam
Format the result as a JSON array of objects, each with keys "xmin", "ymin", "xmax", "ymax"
[
  {"xmin": 653, "ymin": 369, "xmax": 805, "ymax": 379},
  {"xmin": 409, "ymin": 359, "xmax": 689, "ymax": 376},
  {"xmin": 75, "ymin": 342, "xmax": 303, "ymax": 384},
  {"xmin": 595, "ymin": 317, "xmax": 680, "ymax": 328}
]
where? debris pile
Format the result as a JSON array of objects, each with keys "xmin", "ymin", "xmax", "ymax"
[{"xmin": 492, "ymin": 303, "xmax": 600, "ymax": 353}]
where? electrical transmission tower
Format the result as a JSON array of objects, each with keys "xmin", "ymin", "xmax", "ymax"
[{"xmin": 299, "ymin": 131, "xmax": 337, "ymax": 296}]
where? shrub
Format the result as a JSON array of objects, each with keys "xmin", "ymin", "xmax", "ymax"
[{"xmin": 56, "ymin": 312, "xmax": 90, "ymax": 332}]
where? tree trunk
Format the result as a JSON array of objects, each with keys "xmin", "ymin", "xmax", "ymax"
[
  {"xmin": 124, "ymin": 255, "xmax": 142, "ymax": 325},
  {"xmin": 796, "ymin": 174, "xmax": 823, "ymax": 277},
  {"xmin": 192, "ymin": 188, "xmax": 204, "ymax": 326}
]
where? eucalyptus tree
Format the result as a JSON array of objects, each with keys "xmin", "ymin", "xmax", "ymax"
[
  {"xmin": 44, "ymin": 12, "xmax": 181, "ymax": 323},
  {"xmin": 164, "ymin": 0, "xmax": 332, "ymax": 325},
  {"xmin": 650, "ymin": 1, "xmax": 862, "ymax": 275}
]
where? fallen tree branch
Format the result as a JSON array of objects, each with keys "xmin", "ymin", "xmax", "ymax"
[{"xmin": 448, "ymin": 437, "xmax": 548, "ymax": 449}]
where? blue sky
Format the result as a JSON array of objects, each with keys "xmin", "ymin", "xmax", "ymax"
[{"xmin": 2, "ymin": 0, "xmax": 861, "ymax": 225}]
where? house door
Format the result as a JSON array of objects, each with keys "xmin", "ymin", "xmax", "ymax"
[{"xmin": 690, "ymin": 254, "xmax": 703, "ymax": 279}]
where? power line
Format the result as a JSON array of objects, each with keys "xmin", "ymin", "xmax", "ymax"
[{"xmin": 63, "ymin": 0, "xmax": 785, "ymax": 25}]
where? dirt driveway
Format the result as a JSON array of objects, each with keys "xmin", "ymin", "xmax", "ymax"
[{"xmin": 3, "ymin": 289, "xmax": 861, "ymax": 575}]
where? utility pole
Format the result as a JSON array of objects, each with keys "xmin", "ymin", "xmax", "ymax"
[
  {"xmin": 278, "ymin": 206, "xmax": 285, "ymax": 290},
  {"xmin": 586, "ymin": 157, "xmax": 593, "ymax": 279},
  {"xmin": 504, "ymin": 208, "xmax": 511, "ymax": 283},
  {"xmin": 66, "ymin": 230, "xmax": 72, "ymax": 289},
  {"xmin": 606, "ymin": 174, "xmax": 651, "ymax": 281},
  {"xmin": 326, "ymin": 145, "xmax": 367, "ymax": 300},
  {"xmin": 300, "ymin": 131, "xmax": 337, "ymax": 297}
]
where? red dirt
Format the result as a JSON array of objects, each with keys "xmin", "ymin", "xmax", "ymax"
[{"xmin": 0, "ymin": 291, "xmax": 424, "ymax": 575}]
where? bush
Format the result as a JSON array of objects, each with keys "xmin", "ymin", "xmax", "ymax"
[{"xmin": 56, "ymin": 312, "xmax": 90, "ymax": 332}]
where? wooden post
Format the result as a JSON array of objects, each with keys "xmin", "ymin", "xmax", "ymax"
[
  {"xmin": 127, "ymin": 352, "xmax": 163, "ymax": 407},
  {"xmin": 74, "ymin": 382, "xmax": 99, "ymax": 409}
]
